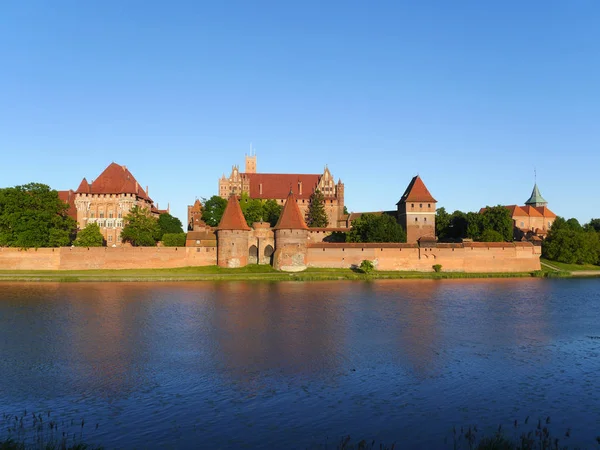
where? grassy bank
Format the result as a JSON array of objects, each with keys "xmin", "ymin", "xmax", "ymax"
[
  {"xmin": 0, "ymin": 264, "xmax": 557, "ymax": 282},
  {"xmin": 541, "ymin": 258, "xmax": 600, "ymax": 272}
]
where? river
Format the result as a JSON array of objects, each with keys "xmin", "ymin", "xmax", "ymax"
[{"xmin": 0, "ymin": 279, "xmax": 599, "ymax": 449}]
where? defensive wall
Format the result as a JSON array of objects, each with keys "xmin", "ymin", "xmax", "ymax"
[
  {"xmin": 0, "ymin": 247, "xmax": 216, "ymax": 271},
  {"xmin": 0, "ymin": 241, "xmax": 540, "ymax": 272},
  {"xmin": 306, "ymin": 241, "xmax": 541, "ymax": 272}
]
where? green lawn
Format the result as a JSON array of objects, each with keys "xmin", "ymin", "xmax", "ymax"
[
  {"xmin": 0, "ymin": 264, "xmax": 539, "ymax": 282},
  {"xmin": 541, "ymin": 258, "xmax": 600, "ymax": 272}
]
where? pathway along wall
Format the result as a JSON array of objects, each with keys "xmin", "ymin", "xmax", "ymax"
[
  {"xmin": 0, "ymin": 247, "xmax": 216, "ymax": 270},
  {"xmin": 306, "ymin": 242, "xmax": 541, "ymax": 272}
]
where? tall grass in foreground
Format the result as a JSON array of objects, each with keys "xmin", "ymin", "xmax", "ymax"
[
  {"xmin": 313, "ymin": 416, "xmax": 600, "ymax": 450},
  {"xmin": 0, "ymin": 411, "xmax": 102, "ymax": 450}
]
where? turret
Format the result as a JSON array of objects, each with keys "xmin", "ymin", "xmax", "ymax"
[
  {"xmin": 216, "ymin": 194, "xmax": 251, "ymax": 268},
  {"xmin": 397, "ymin": 175, "xmax": 437, "ymax": 244},
  {"xmin": 273, "ymin": 190, "xmax": 309, "ymax": 272}
]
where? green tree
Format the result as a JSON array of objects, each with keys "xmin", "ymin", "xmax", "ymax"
[
  {"xmin": 543, "ymin": 216, "xmax": 600, "ymax": 265},
  {"xmin": 121, "ymin": 206, "xmax": 160, "ymax": 246},
  {"xmin": 263, "ymin": 199, "xmax": 282, "ymax": 226},
  {"xmin": 201, "ymin": 196, "xmax": 228, "ymax": 227},
  {"xmin": 307, "ymin": 189, "xmax": 328, "ymax": 228},
  {"xmin": 239, "ymin": 193, "xmax": 265, "ymax": 226},
  {"xmin": 585, "ymin": 218, "xmax": 600, "ymax": 232},
  {"xmin": 448, "ymin": 210, "xmax": 469, "ymax": 240},
  {"xmin": 157, "ymin": 213, "xmax": 183, "ymax": 240},
  {"xmin": 479, "ymin": 229, "xmax": 504, "ymax": 242},
  {"xmin": 480, "ymin": 205, "xmax": 513, "ymax": 241},
  {"xmin": 466, "ymin": 212, "xmax": 483, "ymax": 240},
  {"xmin": 0, "ymin": 183, "xmax": 76, "ymax": 248},
  {"xmin": 343, "ymin": 205, "xmax": 349, "ymax": 215},
  {"xmin": 162, "ymin": 233, "xmax": 186, "ymax": 247},
  {"xmin": 435, "ymin": 207, "xmax": 451, "ymax": 239},
  {"xmin": 73, "ymin": 223, "xmax": 104, "ymax": 247},
  {"xmin": 347, "ymin": 213, "xmax": 406, "ymax": 243}
]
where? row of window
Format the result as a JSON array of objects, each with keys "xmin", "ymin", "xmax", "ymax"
[
  {"xmin": 411, "ymin": 203, "xmax": 432, "ymax": 209},
  {"xmin": 89, "ymin": 219, "xmax": 124, "ymax": 228},
  {"xmin": 89, "ymin": 211, "xmax": 123, "ymax": 219}
]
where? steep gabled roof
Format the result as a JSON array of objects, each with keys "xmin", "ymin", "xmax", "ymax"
[
  {"xmin": 190, "ymin": 199, "xmax": 202, "ymax": 212},
  {"xmin": 504, "ymin": 205, "xmax": 528, "ymax": 217},
  {"xmin": 217, "ymin": 195, "xmax": 251, "ymax": 231},
  {"xmin": 274, "ymin": 191, "xmax": 308, "ymax": 230},
  {"xmin": 525, "ymin": 183, "xmax": 547, "ymax": 205},
  {"xmin": 522, "ymin": 205, "xmax": 543, "ymax": 217},
  {"xmin": 397, "ymin": 175, "xmax": 437, "ymax": 204},
  {"xmin": 245, "ymin": 173, "xmax": 321, "ymax": 200},
  {"xmin": 75, "ymin": 163, "xmax": 152, "ymax": 201},
  {"xmin": 535, "ymin": 206, "xmax": 557, "ymax": 218},
  {"xmin": 57, "ymin": 190, "xmax": 78, "ymax": 221}
]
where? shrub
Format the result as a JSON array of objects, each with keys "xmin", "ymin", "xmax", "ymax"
[
  {"xmin": 432, "ymin": 264, "xmax": 442, "ymax": 273},
  {"xmin": 162, "ymin": 233, "xmax": 186, "ymax": 247},
  {"xmin": 359, "ymin": 260, "xmax": 374, "ymax": 274}
]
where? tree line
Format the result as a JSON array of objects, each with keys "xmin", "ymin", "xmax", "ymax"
[{"xmin": 0, "ymin": 183, "xmax": 185, "ymax": 248}]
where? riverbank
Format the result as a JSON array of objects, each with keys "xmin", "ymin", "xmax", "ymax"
[{"xmin": 0, "ymin": 264, "xmax": 589, "ymax": 282}]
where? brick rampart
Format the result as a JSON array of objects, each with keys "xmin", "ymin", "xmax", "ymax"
[
  {"xmin": 0, "ymin": 241, "xmax": 540, "ymax": 273},
  {"xmin": 307, "ymin": 242, "xmax": 541, "ymax": 272},
  {"xmin": 0, "ymin": 247, "xmax": 216, "ymax": 270}
]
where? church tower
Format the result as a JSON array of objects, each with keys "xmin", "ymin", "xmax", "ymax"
[
  {"xmin": 525, "ymin": 183, "xmax": 548, "ymax": 208},
  {"xmin": 397, "ymin": 175, "xmax": 437, "ymax": 244},
  {"xmin": 245, "ymin": 154, "xmax": 257, "ymax": 173}
]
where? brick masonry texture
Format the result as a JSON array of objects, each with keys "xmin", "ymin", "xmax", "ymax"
[{"xmin": 0, "ymin": 241, "xmax": 540, "ymax": 273}]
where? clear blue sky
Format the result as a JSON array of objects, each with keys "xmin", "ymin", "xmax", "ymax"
[{"xmin": 1, "ymin": 1, "xmax": 599, "ymax": 225}]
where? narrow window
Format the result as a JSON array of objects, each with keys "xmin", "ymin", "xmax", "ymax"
[{"xmin": 420, "ymin": 203, "xmax": 423, "ymax": 208}]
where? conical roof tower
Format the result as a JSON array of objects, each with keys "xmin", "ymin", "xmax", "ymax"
[
  {"xmin": 217, "ymin": 194, "xmax": 250, "ymax": 230},
  {"xmin": 274, "ymin": 190, "xmax": 308, "ymax": 230}
]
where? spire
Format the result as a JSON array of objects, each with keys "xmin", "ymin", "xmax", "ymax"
[
  {"xmin": 274, "ymin": 191, "xmax": 308, "ymax": 230},
  {"xmin": 217, "ymin": 194, "xmax": 251, "ymax": 230},
  {"xmin": 525, "ymin": 183, "xmax": 548, "ymax": 207}
]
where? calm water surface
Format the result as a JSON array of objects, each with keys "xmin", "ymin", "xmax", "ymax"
[{"xmin": 0, "ymin": 279, "xmax": 599, "ymax": 449}]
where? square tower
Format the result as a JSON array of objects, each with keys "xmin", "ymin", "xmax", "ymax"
[{"xmin": 396, "ymin": 175, "xmax": 437, "ymax": 244}]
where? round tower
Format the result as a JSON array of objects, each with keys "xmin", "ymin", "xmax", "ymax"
[
  {"xmin": 216, "ymin": 194, "xmax": 251, "ymax": 268},
  {"xmin": 273, "ymin": 190, "xmax": 309, "ymax": 272}
]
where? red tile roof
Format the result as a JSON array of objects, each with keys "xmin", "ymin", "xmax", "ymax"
[
  {"xmin": 217, "ymin": 195, "xmax": 251, "ymax": 230},
  {"xmin": 75, "ymin": 162, "xmax": 152, "ymax": 201},
  {"xmin": 522, "ymin": 205, "xmax": 543, "ymax": 217},
  {"xmin": 397, "ymin": 175, "xmax": 437, "ymax": 204},
  {"xmin": 274, "ymin": 191, "xmax": 308, "ymax": 230},
  {"xmin": 535, "ymin": 206, "xmax": 557, "ymax": 218},
  {"xmin": 57, "ymin": 190, "xmax": 78, "ymax": 221},
  {"xmin": 245, "ymin": 173, "xmax": 321, "ymax": 200}
]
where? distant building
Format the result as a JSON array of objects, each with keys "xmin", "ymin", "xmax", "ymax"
[
  {"xmin": 480, "ymin": 183, "xmax": 556, "ymax": 241},
  {"xmin": 187, "ymin": 199, "xmax": 203, "ymax": 231},
  {"xmin": 215, "ymin": 154, "xmax": 345, "ymax": 227},
  {"xmin": 397, "ymin": 175, "xmax": 437, "ymax": 244},
  {"xmin": 73, "ymin": 162, "xmax": 168, "ymax": 246}
]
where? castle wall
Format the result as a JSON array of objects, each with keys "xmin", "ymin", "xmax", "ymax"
[
  {"xmin": 0, "ymin": 240, "xmax": 540, "ymax": 273},
  {"xmin": 307, "ymin": 242, "xmax": 540, "ymax": 273},
  {"xmin": 0, "ymin": 247, "xmax": 216, "ymax": 270}
]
